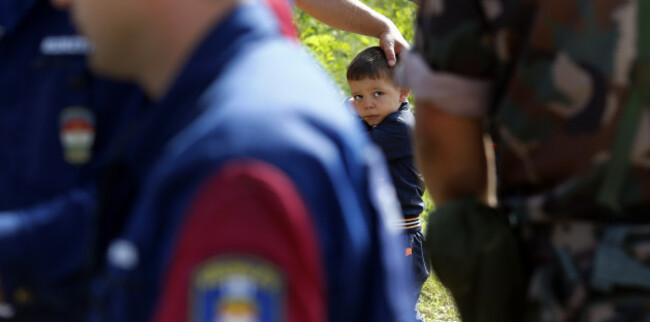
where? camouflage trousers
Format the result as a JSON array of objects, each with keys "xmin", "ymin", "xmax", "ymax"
[{"xmin": 520, "ymin": 221, "xmax": 650, "ymax": 322}]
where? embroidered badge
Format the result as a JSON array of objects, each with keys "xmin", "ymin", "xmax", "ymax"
[
  {"xmin": 191, "ymin": 256, "xmax": 285, "ymax": 322},
  {"xmin": 59, "ymin": 106, "xmax": 96, "ymax": 165}
]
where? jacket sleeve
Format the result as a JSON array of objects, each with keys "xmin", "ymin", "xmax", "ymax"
[
  {"xmin": 0, "ymin": 187, "xmax": 95, "ymax": 308},
  {"xmin": 152, "ymin": 160, "xmax": 326, "ymax": 322}
]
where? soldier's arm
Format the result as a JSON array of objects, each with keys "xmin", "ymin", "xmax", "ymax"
[
  {"xmin": 295, "ymin": 0, "xmax": 409, "ymax": 66},
  {"xmin": 402, "ymin": 0, "xmax": 498, "ymax": 206},
  {"xmin": 413, "ymin": 102, "xmax": 490, "ymax": 205}
]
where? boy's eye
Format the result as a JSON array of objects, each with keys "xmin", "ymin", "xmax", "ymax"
[
  {"xmin": 353, "ymin": 95, "xmax": 363, "ymax": 100},
  {"xmin": 373, "ymin": 92, "xmax": 383, "ymax": 97}
]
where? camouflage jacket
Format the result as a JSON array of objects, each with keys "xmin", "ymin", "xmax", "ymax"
[{"xmin": 412, "ymin": 0, "xmax": 649, "ymax": 220}]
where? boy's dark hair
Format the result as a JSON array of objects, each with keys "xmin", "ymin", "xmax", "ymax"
[{"xmin": 346, "ymin": 46, "xmax": 398, "ymax": 84}]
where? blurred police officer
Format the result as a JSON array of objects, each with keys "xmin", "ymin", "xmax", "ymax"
[
  {"xmin": 0, "ymin": 0, "xmax": 142, "ymax": 320},
  {"xmin": 50, "ymin": 0, "xmax": 413, "ymax": 321}
]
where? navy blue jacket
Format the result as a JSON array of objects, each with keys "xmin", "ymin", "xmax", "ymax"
[
  {"xmin": 0, "ymin": 0, "xmax": 141, "ymax": 319},
  {"xmin": 366, "ymin": 103, "xmax": 425, "ymax": 231},
  {"xmin": 87, "ymin": 3, "xmax": 412, "ymax": 321}
]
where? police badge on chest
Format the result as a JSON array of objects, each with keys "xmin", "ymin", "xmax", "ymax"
[{"xmin": 59, "ymin": 106, "xmax": 96, "ymax": 165}]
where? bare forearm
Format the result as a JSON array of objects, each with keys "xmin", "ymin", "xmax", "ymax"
[
  {"xmin": 296, "ymin": 0, "xmax": 409, "ymax": 66},
  {"xmin": 296, "ymin": 0, "xmax": 393, "ymax": 38},
  {"xmin": 414, "ymin": 101, "xmax": 489, "ymax": 205}
]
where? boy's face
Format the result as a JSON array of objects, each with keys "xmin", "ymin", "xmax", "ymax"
[{"xmin": 348, "ymin": 77, "xmax": 410, "ymax": 127}]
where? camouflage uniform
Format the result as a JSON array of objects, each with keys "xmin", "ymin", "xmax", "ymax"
[{"xmin": 407, "ymin": 0, "xmax": 650, "ymax": 320}]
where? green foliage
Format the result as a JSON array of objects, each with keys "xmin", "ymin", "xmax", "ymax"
[
  {"xmin": 294, "ymin": 1, "xmax": 417, "ymax": 95},
  {"xmin": 295, "ymin": 3, "xmax": 461, "ymax": 321}
]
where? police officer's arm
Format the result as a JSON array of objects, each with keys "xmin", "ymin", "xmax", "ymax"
[
  {"xmin": 153, "ymin": 160, "xmax": 326, "ymax": 322},
  {"xmin": 0, "ymin": 188, "xmax": 95, "ymax": 314},
  {"xmin": 295, "ymin": 0, "xmax": 409, "ymax": 66},
  {"xmin": 0, "ymin": 188, "xmax": 94, "ymax": 262}
]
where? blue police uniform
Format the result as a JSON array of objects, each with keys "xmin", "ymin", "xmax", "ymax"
[
  {"xmin": 0, "ymin": 0, "xmax": 141, "ymax": 320},
  {"xmin": 87, "ymin": 2, "xmax": 412, "ymax": 321}
]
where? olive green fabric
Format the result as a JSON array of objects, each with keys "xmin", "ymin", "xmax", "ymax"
[
  {"xmin": 426, "ymin": 197, "xmax": 525, "ymax": 322},
  {"xmin": 598, "ymin": 0, "xmax": 650, "ymax": 211}
]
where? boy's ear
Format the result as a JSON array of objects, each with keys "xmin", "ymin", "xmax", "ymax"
[{"xmin": 399, "ymin": 88, "xmax": 411, "ymax": 102}]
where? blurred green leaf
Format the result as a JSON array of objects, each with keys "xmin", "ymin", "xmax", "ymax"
[{"xmin": 294, "ymin": 1, "xmax": 417, "ymax": 95}]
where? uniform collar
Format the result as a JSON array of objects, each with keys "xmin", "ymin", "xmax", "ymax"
[
  {"xmin": 158, "ymin": 1, "xmax": 279, "ymax": 109},
  {"xmin": 0, "ymin": 0, "xmax": 41, "ymax": 35}
]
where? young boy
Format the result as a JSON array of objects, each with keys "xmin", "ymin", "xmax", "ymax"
[{"xmin": 347, "ymin": 46, "xmax": 430, "ymax": 318}]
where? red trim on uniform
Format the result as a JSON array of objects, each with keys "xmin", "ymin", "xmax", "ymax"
[
  {"xmin": 153, "ymin": 159, "xmax": 326, "ymax": 322},
  {"xmin": 263, "ymin": 0, "xmax": 297, "ymax": 39},
  {"xmin": 61, "ymin": 120, "xmax": 95, "ymax": 131}
]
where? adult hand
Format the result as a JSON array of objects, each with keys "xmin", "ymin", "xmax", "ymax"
[
  {"xmin": 295, "ymin": 0, "xmax": 410, "ymax": 67},
  {"xmin": 379, "ymin": 25, "xmax": 409, "ymax": 67}
]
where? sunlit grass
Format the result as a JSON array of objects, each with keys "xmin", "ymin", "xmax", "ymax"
[
  {"xmin": 417, "ymin": 193, "xmax": 461, "ymax": 321},
  {"xmin": 418, "ymin": 274, "xmax": 461, "ymax": 321}
]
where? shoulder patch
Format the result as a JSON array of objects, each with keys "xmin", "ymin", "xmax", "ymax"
[
  {"xmin": 191, "ymin": 256, "xmax": 284, "ymax": 322},
  {"xmin": 153, "ymin": 159, "xmax": 325, "ymax": 322}
]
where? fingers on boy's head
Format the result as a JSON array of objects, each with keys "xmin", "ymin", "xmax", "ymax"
[{"xmin": 347, "ymin": 46, "xmax": 399, "ymax": 84}]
